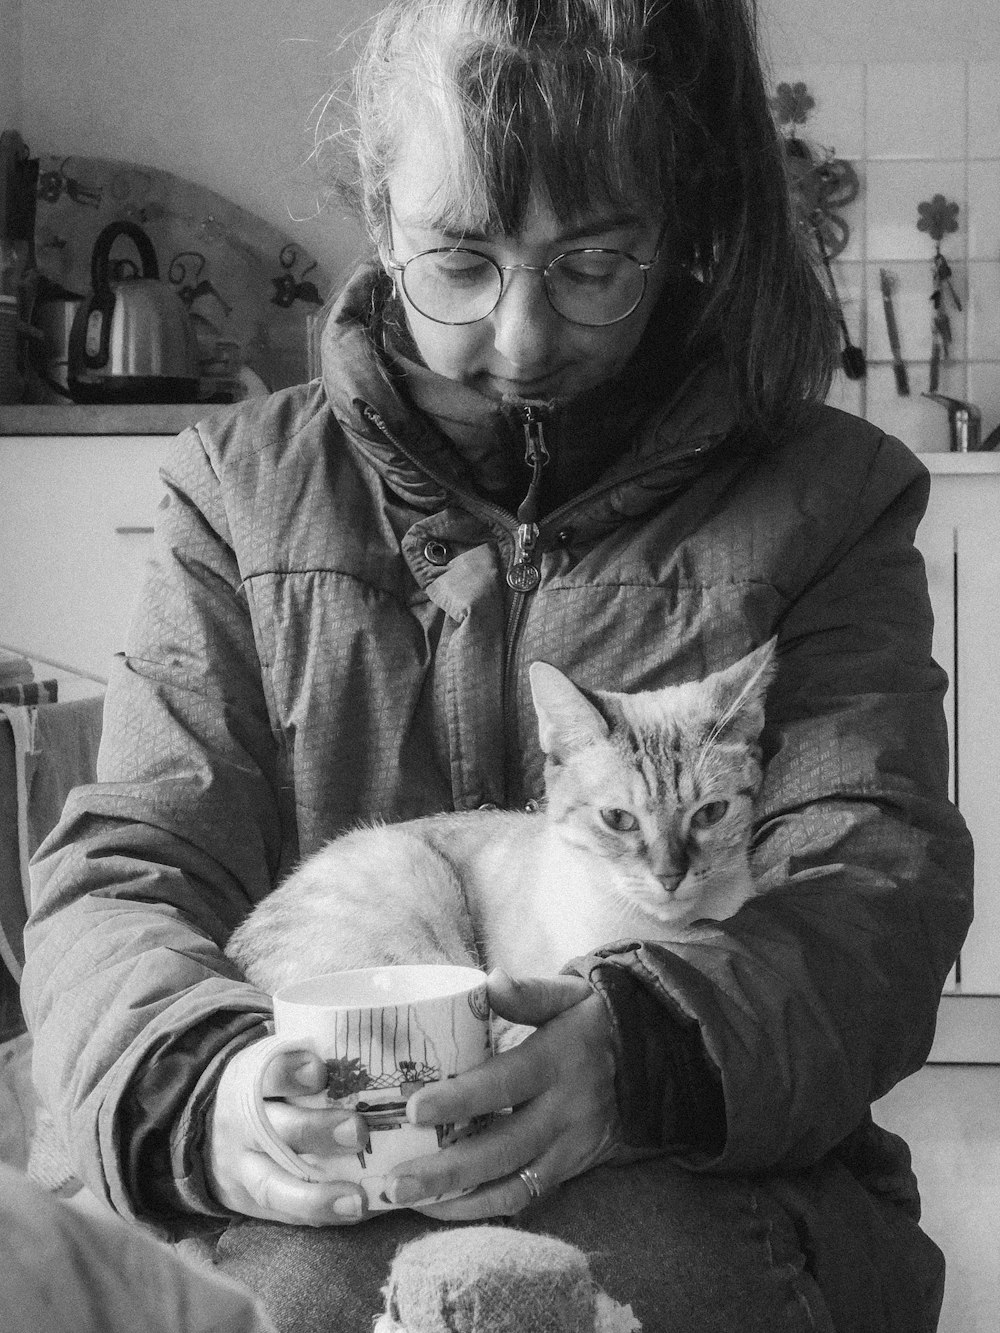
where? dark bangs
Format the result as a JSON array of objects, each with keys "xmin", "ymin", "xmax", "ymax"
[{"xmin": 447, "ymin": 42, "xmax": 669, "ymax": 235}]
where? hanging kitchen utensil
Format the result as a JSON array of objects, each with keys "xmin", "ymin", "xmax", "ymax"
[
  {"xmin": 879, "ymin": 269, "xmax": 909, "ymax": 397},
  {"xmin": 774, "ymin": 92, "xmax": 865, "ymax": 380},
  {"xmin": 67, "ymin": 219, "xmax": 199, "ymax": 404},
  {"xmin": 916, "ymin": 195, "xmax": 962, "ymax": 395},
  {"xmin": 814, "ymin": 226, "xmax": 866, "ymax": 380}
]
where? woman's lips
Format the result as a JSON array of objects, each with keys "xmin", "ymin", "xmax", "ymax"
[{"xmin": 482, "ymin": 371, "xmax": 565, "ymax": 399}]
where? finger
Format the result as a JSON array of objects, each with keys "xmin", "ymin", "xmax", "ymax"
[
  {"xmin": 386, "ymin": 1086, "xmax": 614, "ymax": 1210},
  {"xmin": 239, "ymin": 1151, "xmax": 367, "ymax": 1227},
  {"xmin": 412, "ymin": 1170, "xmax": 540, "ymax": 1221},
  {"xmin": 487, "ymin": 969, "xmax": 593, "ymax": 1026},
  {"xmin": 258, "ymin": 1048, "xmax": 329, "ymax": 1098},
  {"xmin": 406, "ymin": 1040, "xmax": 540, "ymax": 1126},
  {"xmin": 262, "ymin": 1102, "xmax": 368, "ymax": 1156},
  {"xmin": 385, "ymin": 1103, "xmax": 544, "ymax": 1207},
  {"xmin": 412, "ymin": 1149, "xmax": 564, "ymax": 1222}
]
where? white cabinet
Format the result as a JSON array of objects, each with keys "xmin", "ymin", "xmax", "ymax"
[
  {"xmin": 917, "ymin": 454, "xmax": 1000, "ymax": 1062},
  {"xmin": 0, "ymin": 434, "xmax": 171, "ymax": 681}
]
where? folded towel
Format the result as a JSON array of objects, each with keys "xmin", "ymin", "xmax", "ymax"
[{"xmin": 0, "ymin": 694, "xmax": 104, "ymax": 977}]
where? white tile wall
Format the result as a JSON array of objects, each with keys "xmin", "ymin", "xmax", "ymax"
[
  {"xmin": 968, "ymin": 64, "xmax": 1000, "ymax": 160},
  {"xmin": 772, "ymin": 61, "xmax": 1000, "ymax": 451},
  {"xmin": 866, "ymin": 63, "xmax": 967, "ymax": 161}
]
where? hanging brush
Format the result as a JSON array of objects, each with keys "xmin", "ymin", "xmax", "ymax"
[
  {"xmin": 814, "ymin": 225, "xmax": 867, "ymax": 380},
  {"xmin": 879, "ymin": 269, "xmax": 910, "ymax": 396}
]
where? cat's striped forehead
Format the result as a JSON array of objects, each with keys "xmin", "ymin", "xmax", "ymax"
[{"xmin": 606, "ymin": 696, "xmax": 749, "ymax": 802}]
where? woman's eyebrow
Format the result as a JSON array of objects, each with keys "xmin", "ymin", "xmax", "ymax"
[{"xmin": 428, "ymin": 211, "xmax": 648, "ymax": 245}]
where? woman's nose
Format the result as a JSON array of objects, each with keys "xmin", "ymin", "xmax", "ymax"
[{"xmin": 489, "ymin": 267, "xmax": 559, "ymax": 369}]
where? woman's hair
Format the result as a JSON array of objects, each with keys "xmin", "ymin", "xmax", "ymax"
[{"xmin": 322, "ymin": 0, "xmax": 838, "ymax": 435}]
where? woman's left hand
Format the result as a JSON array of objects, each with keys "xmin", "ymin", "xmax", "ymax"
[{"xmin": 382, "ymin": 968, "xmax": 621, "ymax": 1218}]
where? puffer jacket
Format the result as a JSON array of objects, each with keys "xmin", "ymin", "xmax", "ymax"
[{"xmin": 22, "ymin": 269, "xmax": 972, "ymax": 1240}]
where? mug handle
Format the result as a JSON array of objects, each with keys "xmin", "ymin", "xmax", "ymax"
[{"xmin": 237, "ymin": 1035, "xmax": 342, "ymax": 1183}]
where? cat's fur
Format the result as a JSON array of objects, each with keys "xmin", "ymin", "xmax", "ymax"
[{"xmin": 227, "ymin": 642, "xmax": 776, "ymax": 996}]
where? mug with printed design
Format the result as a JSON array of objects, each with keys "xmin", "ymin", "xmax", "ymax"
[{"xmin": 241, "ymin": 964, "xmax": 493, "ymax": 1210}]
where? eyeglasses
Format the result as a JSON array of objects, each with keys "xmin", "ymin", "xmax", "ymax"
[{"xmin": 386, "ymin": 227, "xmax": 664, "ymax": 328}]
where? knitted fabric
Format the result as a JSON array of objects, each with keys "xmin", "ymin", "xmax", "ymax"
[{"xmin": 382, "ymin": 1227, "xmax": 598, "ymax": 1333}]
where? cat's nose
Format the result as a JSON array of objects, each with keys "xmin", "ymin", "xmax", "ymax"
[{"xmin": 649, "ymin": 838, "xmax": 688, "ymax": 885}]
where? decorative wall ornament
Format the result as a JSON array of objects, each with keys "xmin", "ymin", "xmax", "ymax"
[
  {"xmin": 771, "ymin": 80, "xmax": 866, "ymax": 380},
  {"xmin": 917, "ymin": 193, "xmax": 962, "ymax": 393}
]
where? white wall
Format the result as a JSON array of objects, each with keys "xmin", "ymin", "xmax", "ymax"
[
  {"xmin": 762, "ymin": 0, "xmax": 1000, "ymax": 65},
  {"xmin": 6, "ymin": 0, "xmax": 1000, "ymax": 286},
  {"xmin": 0, "ymin": 0, "xmax": 22, "ymax": 130},
  {"xmin": 15, "ymin": 0, "xmax": 376, "ymax": 286}
]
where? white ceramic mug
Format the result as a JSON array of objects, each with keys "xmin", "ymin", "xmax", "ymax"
[{"xmin": 240, "ymin": 964, "xmax": 493, "ymax": 1210}]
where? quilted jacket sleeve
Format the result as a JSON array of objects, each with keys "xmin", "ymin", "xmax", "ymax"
[
  {"xmin": 21, "ymin": 423, "xmax": 286, "ymax": 1229},
  {"xmin": 574, "ymin": 435, "xmax": 974, "ymax": 1173}
]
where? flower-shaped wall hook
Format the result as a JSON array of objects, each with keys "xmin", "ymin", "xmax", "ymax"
[
  {"xmin": 917, "ymin": 194, "xmax": 960, "ymax": 244},
  {"xmin": 916, "ymin": 195, "xmax": 962, "ymax": 392},
  {"xmin": 771, "ymin": 81, "xmax": 816, "ymax": 131}
]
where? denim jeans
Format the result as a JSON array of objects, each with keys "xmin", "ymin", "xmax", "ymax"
[{"xmin": 213, "ymin": 1155, "xmax": 944, "ymax": 1333}]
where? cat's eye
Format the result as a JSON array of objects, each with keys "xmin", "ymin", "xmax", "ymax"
[
  {"xmin": 600, "ymin": 808, "xmax": 639, "ymax": 832},
  {"xmin": 690, "ymin": 800, "xmax": 729, "ymax": 829}
]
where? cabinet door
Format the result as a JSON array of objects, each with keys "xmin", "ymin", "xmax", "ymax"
[
  {"xmin": 919, "ymin": 468, "xmax": 1000, "ymax": 1062},
  {"xmin": 952, "ymin": 505, "xmax": 1000, "ymax": 995},
  {"xmin": 914, "ymin": 515, "xmax": 956, "ymax": 805},
  {"xmin": 0, "ymin": 435, "xmax": 170, "ymax": 681}
]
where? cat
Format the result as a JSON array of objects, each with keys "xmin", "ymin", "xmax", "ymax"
[{"xmin": 226, "ymin": 640, "xmax": 776, "ymax": 997}]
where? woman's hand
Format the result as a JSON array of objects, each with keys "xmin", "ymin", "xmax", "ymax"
[
  {"xmin": 204, "ymin": 1041, "xmax": 370, "ymax": 1226},
  {"xmin": 382, "ymin": 969, "xmax": 621, "ymax": 1219}
]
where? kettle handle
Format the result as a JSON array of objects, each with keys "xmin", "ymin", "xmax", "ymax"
[
  {"xmin": 69, "ymin": 222, "xmax": 162, "ymax": 379},
  {"xmin": 90, "ymin": 220, "xmax": 161, "ymax": 290}
]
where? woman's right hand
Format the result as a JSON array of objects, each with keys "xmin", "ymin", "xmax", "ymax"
[{"xmin": 204, "ymin": 1041, "xmax": 369, "ymax": 1225}]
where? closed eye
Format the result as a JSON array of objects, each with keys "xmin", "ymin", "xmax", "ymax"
[
  {"xmin": 599, "ymin": 808, "xmax": 639, "ymax": 833},
  {"xmin": 690, "ymin": 800, "xmax": 729, "ymax": 829}
]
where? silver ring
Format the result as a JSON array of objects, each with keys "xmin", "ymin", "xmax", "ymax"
[{"xmin": 517, "ymin": 1165, "xmax": 544, "ymax": 1201}]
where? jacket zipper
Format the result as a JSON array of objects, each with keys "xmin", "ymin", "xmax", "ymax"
[
  {"xmin": 502, "ymin": 404, "xmax": 549, "ymax": 734},
  {"xmin": 360, "ymin": 403, "xmax": 711, "ymax": 572},
  {"xmin": 362, "ymin": 403, "xmax": 549, "ymax": 800},
  {"xmin": 360, "ymin": 401, "xmax": 714, "ymax": 796}
]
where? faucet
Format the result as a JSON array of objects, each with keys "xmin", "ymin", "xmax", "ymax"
[{"xmin": 922, "ymin": 393, "xmax": 1000, "ymax": 452}]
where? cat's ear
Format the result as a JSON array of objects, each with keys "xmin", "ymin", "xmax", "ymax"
[
  {"xmin": 529, "ymin": 662, "xmax": 609, "ymax": 758},
  {"xmin": 706, "ymin": 638, "xmax": 777, "ymax": 742}
]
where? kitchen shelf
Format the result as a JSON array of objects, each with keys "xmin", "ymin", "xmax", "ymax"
[{"xmin": 0, "ymin": 403, "xmax": 221, "ymax": 437}]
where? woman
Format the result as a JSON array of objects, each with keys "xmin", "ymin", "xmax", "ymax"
[{"xmin": 22, "ymin": 0, "xmax": 972, "ymax": 1328}]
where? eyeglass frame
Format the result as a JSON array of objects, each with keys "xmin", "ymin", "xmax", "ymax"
[{"xmin": 384, "ymin": 218, "xmax": 667, "ymax": 328}]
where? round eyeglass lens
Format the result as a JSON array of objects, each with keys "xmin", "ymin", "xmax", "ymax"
[
  {"xmin": 399, "ymin": 247, "xmax": 650, "ymax": 326},
  {"xmin": 545, "ymin": 250, "xmax": 647, "ymax": 326},
  {"xmin": 401, "ymin": 250, "xmax": 502, "ymax": 325}
]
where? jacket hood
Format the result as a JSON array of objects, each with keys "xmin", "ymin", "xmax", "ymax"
[{"xmin": 320, "ymin": 264, "xmax": 742, "ymax": 534}]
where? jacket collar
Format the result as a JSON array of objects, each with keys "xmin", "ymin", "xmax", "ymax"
[{"xmin": 321, "ymin": 264, "xmax": 740, "ymax": 532}]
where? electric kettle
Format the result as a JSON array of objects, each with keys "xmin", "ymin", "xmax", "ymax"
[{"xmin": 67, "ymin": 220, "xmax": 199, "ymax": 403}]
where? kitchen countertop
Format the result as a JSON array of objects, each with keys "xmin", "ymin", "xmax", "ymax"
[
  {"xmin": 919, "ymin": 451, "xmax": 1000, "ymax": 472},
  {"xmin": 3, "ymin": 404, "xmax": 1000, "ymax": 471},
  {"xmin": 0, "ymin": 403, "xmax": 223, "ymax": 436}
]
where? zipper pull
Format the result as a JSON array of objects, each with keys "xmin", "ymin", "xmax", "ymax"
[
  {"xmin": 520, "ymin": 404, "xmax": 550, "ymax": 470},
  {"xmin": 507, "ymin": 406, "xmax": 549, "ymax": 592},
  {"xmin": 508, "ymin": 521, "xmax": 541, "ymax": 591}
]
